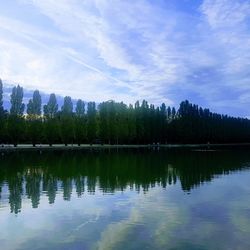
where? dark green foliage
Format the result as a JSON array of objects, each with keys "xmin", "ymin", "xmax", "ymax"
[
  {"xmin": 8, "ymin": 85, "xmax": 25, "ymax": 146},
  {"xmin": 1, "ymin": 83, "xmax": 250, "ymax": 145},
  {"xmin": 75, "ymin": 99, "xmax": 86, "ymax": 145},
  {"xmin": 75, "ymin": 99, "xmax": 85, "ymax": 117},
  {"xmin": 26, "ymin": 90, "xmax": 42, "ymax": 146},
  {"xmin": 43, "ymin": 93, "xmax": 58, "ymax": 119},
  {"xmin": 60, "ymin": 96, "xmax": 74, "ymax": 145},
  {"xmin": 0, "ymin": 115, "xmax": 7, "ymax": 144},
  {"xmin": 61, "ymin": 96, "xmax": 73, "ymax": 114},
  {"xmin": 44, "ymin": 118, "xmax": 60, "ymax": 146},
  {"xmin": 8, "ymin": 114, "xmax": 25, "ymax": 146},
  {"xmin": 127, "ymin": 104, "xmax": 136, "ymax": 143},
  {"xmin": 99, "ymin": 101, "xmax": 114, "ymax": 144},
  {"xmin": 87, "ymin": 102, "xmax": 96, "ymax": 143},
  {"xmin": 27, "ymin": 90, "xmax": 41, "ymax": 116},
  {"xmin": 10, "ymin": 85, "xmax": 25, "ymax": 116},
  {"xmin": 43, "ymin": 94, "xmax": 59, "ymax": 146},
  {"xmin": 173, "ymin": 100, "xmax": 250, "ymax": 143},
  {"xmin": 0, "ymin": 79, "xmax": 7, "ymax": 143},
  {"xmin": 26, "ymin": 100, "xmax": 33, "ymax": 115},
  {"xmin": 98, "ymin": 101, "xmax": 130, "ymax": 144}
]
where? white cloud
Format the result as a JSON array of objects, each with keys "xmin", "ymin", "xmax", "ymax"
[
  {"xmin": 201, "ymin": 0, "xmax": 250, "ymax": 29},
  {"xmin": 0, "ymin": 0, "xmax": 250, "ymax": 115},
  {"xmin": 12, "ymin": 0, "xmax": 181, "ymax": 104}
]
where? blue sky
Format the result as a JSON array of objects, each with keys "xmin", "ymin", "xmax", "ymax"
[{"xmin": 0, "ymin": 0, "xmax": 250, "ymax": 117}]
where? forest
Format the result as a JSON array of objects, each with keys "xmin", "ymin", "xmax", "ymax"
[{"xmin": 0, "ymin": 79, "xmax": 250, "ymax": 146}]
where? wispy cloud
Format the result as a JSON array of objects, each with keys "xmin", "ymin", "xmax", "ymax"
[{"xmin": 0, "ymin": 0, "xmax": 250, "ymax": 115}]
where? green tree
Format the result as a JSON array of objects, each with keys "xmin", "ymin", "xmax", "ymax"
[
  {"xmin": 160, "ymin": 103, "xmax": 166, "ymax": 143},
  {"xmin": 10, "ymin": 85, "xmax": 25, "ymax": 116},
  {"xmin": 26, "ymin": 90, "xmax": 42, "ymax": 146},
  {"xmin": 43, "ymin": 94, "xmax": 59, "ymax": 146},
  {"xmin": 113, "ymin": 102, "xmax": 128, "ymax": 144},
  {"xmin": 61, "ymin": 96, "xmax": 73, "ymax": 114},
  {"xmin": 87, "ymin": 102, "xmax": 96, "ymax": 143},
  {"xmin": 75, "ymin": 99, "xmax": 85, "ymax": 117},
  {"xmin": 43, "ymin": 93, "xmax": 58, "ymax": 119},
  {"xmin": 98, "ymin": 102, "xmax": 107, "ymax": 143},
  {"xmin": 8, "ymin": 85, "xmax": 25, "ymax": 146},
  {"xmin": 60, "ymin": 96, "xmax": 74, "ymax": 145},
  {"xmin": 0, "ymin": 79, "xmax": 7, "ymax": 144},
  {"xmin": 0, "ymin": 81, "xmax": 250, "ymax": 146},
  {"xmin": 127, "ymin": 104, "xmax": 136, "ymax": 143},
  {"xmin": 75, "ymin": 99, "xmax": 86, "ymax": 145}
]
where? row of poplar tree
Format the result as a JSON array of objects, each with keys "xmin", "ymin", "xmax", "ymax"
[{"xmin": 0, "ymin": 79, "xmax": 250, "ymax": 146}]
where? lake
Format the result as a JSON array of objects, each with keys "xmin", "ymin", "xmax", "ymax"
[{"xmin": 1, "ymin": 148, "xmax": 250, "ymax": 250}]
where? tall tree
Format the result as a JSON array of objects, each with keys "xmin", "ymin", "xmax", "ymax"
[
  {"xmin": 10, "ymin": 85, "xmax": 25, "ymax": 116},
  {"xmin": 26, "ymin": 90, "xmax": 42, "ymax": 146},
  {"xmin": 0, "ymin": 79, "xmax": 7, "ymax": 144},
  {"xmin": 61, "ymin": 96, "xmax": 73, "ymax": 114},
  {"xmin": 43, "ymin": 94, "xmax": 59, "ymax": 146},
  {"xmin": 27, "ymin": 100, "xmax": 33, "ymax": 116},
  {"xmin": 75, "ymin": 99, "xmax": 86, "ymax": 145},
  {"xmin": 127, "ymin": 104, "xmax": 136, "ymax": 143},
  {"xmin": 27, "ymin": 90, "xmax": 42, "ymax": 116},
  {"xmin": 60, "ymin": 96, "xmax": 74, "ymax": 145},
  {"xmin": 0, "ymin": 83, "xmax": 250, "ymax": 145},
  {"xmin": 98, "ymin": 102, "xmax": 109, "ymax": 143},
  {"xmin": 115, "ymin": 102, "xmax": 129, "ymax": 144},
  {"xmin": 8, "ymin": 85, "xmax": 25, "ymax": 146},
  {"xmin": 160, "ymin": 103, "xmax": 166, "ymax": 143},
  {"xmin": 75, "ymin": 99, "xmax": 85, "ymax": 117},
  {"xmin": 33, "ymin": 90, "xmax": 42, "ymax": 115},
  {"xmin": 87, "ymin": 102, "xmax": 96, "ymax": 143},
  {"xmin": 43, "ymin": 94, "xmax": 58, "ymax": 119}
]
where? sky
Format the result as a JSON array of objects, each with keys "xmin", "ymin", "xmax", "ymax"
[{"xmin": 0, "ymin": 0, "xmax": 250, "ymax": 117}]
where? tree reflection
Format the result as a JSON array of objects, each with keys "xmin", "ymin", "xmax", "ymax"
[
  {"xmin": 25, "ymin": 168, "xmax": 42, "ymax": 208},
  {"xmin": 8, "ymin": 173, "xmax": 23, "ymax": 214},
  {"xmin": 0, "ymin": 149, "xmax": 250, "ymax": 214},
  {"xmin": 42, "ymin": 174, "xmax": 57, "ymax": 204}
]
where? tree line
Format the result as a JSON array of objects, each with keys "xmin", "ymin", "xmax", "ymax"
[{"xmin": 1, "ymin": 79, "xmax": 250, "ymax": 146}]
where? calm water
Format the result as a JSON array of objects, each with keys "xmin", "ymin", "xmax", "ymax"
[{"xmin": 1, "ymin": 149, "xmax": 250, "ymax": 250}]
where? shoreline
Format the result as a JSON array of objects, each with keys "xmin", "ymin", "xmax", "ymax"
[{"xmin": 1, "ymin": 143, "xmax": 250, "ymax": 152}]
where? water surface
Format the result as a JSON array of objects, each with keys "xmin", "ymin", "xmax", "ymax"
[{"xmin": 1, "ymin": 149, "xmax": 250, "ymax": 249}]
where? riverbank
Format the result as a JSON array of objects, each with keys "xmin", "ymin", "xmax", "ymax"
[{"xmin": 1, "ymin": 143, "xmax": 250, "ymax": 152}]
